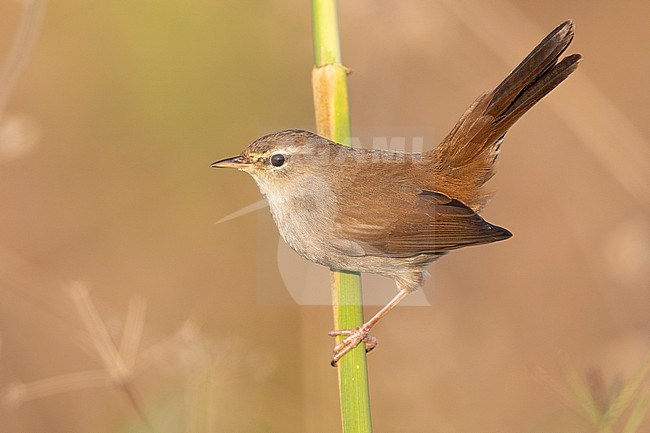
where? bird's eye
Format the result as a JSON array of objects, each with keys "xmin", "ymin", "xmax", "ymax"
[{"xmin": 270, "ymin": 153, "xmax": 286, "ymax": 167}]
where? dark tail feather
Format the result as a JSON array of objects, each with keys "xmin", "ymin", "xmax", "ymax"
[
  {"xmin": 429, "ymin": 21, "xmax": 581, "ymax": 211},
  {"xmin": 487, "ymin": 20, "xmax": 576, "ymax": 117},
  {"xmin": 489, "ymin": 53, "xmax": 581, "ymax": 143}
]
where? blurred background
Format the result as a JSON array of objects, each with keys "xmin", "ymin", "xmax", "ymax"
[{"xmin": 0, "ymin": 0, "xmax": 648, "ymax": 432}]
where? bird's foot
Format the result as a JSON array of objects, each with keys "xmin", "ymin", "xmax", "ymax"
[{"xmin": 328, "ymin": 325, "xmax": 377, "ymax": 367}]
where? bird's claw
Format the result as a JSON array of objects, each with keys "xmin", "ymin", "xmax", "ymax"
[{"xmin": 328, "ymin": 327, "xmax": 378, "ymax": 367}]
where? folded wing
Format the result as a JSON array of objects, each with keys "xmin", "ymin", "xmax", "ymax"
[{"xmin": 335, "ymin": 190, "xmax": 511, "ymax": 258}]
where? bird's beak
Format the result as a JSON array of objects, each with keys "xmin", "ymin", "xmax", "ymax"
[{"xmin": 211, "ymin": 156, "xmax": 252, "ymax": 170}]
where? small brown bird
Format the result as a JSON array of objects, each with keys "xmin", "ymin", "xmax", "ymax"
[{"xmin": 213, "ymin": 21, "xmax": 581, "ymax": 365}]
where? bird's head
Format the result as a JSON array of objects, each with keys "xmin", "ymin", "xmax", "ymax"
[{"xmin": 212, "ymin": 129, "xmax": 342, "ymax": 194}]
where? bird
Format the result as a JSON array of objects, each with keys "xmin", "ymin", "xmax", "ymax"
[{"xmin": 212, "ymin": 20, "xmax": 581, "ymax": 365}]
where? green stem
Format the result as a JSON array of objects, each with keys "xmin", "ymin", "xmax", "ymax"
[{"xmin": 311, "ymin": 1, "xmax": 373, "ymax": 432}]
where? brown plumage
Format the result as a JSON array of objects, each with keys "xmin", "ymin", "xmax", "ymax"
[{"xmin": 213, "ymin": 21, "xmax": 582, "ymax": 365}]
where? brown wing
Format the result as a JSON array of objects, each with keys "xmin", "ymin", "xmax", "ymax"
[{"xmin": 335, "ymin": 190, "xmax": 511, "ymax": 259}]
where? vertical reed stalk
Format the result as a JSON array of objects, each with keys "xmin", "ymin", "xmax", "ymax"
[{"xmin": 311, "ymin": 1, "xmax": 373, "ymax": 432}]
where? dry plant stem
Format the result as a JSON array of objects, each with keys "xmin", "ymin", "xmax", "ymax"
[
  {"xmin": 623, "ymin": 394, "xmax": 650, "ymax": 433},
  {"xmin": 311, "ymin": 1, "xmax": 373, "ymax": 432},
  {"xmin": 0, "ymin": 0, "xmax": 46, "ymax": 116},
  {"xmin": 555, "ymin": 353, "xmax": 650, "ymax": 433}
]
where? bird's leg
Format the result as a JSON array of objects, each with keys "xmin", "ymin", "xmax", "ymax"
[{"xmin": 328, "ymin": 289, "xmax": 410, "ymax": 366}]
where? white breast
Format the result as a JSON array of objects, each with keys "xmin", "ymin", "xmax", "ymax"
[{"xmin": 254, "ymin": 173, "xmax": 339, "ymax": 265}]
